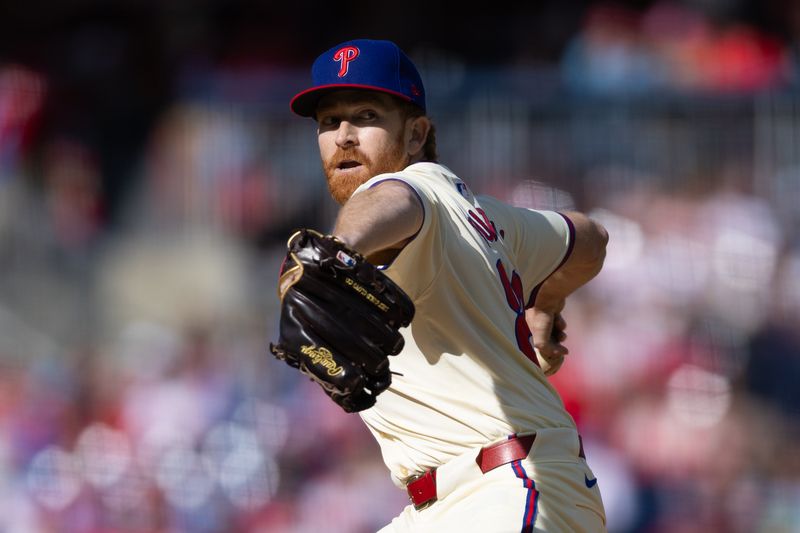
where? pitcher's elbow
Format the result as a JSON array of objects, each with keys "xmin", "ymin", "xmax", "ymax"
[{"xmin": 589, "ymin": 218, "xmax": 609, "ymax": 263}]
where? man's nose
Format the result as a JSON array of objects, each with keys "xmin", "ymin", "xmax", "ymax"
[{"xmin": 335, "ymin": 121, "xmax": 358, "ymax": 148}]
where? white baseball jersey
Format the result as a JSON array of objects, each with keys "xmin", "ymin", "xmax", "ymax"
[{"xmin": 351, "ymin": 162, "xmax": 577, "ymax": 488}]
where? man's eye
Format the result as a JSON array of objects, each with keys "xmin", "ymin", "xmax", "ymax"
[
  {"xmin": 319, "ymin": 116, "xmax": 338, "ymax": 127},
  {"xmin": 359, "ymin": 111, "xmax": 377, "ymax": 121}
]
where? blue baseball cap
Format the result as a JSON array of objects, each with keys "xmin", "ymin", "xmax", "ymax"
[{"xmin": 290, "ymin": 39, "xmax": 426, "ymax": 118}]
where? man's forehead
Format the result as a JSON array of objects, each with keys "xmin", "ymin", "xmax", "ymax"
[{"xmin": 316, "ymin": 90, "xmax": 397, "ymax": 113}]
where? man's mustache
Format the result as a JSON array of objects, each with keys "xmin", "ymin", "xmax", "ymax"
[{"xmin": 327, "ymin": 149, "xmax": 370, "ymax": 168}]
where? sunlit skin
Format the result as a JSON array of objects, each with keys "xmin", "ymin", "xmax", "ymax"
[{"xmin": 316, "ymin": 91, "xmax": 427, "ymax": 204}]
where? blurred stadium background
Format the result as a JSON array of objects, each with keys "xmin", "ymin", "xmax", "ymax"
[{"xmin": 1, "ymin": 0, "xmax": 799, "ymax": 531}]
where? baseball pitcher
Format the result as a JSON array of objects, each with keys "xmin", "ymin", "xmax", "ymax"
[{"xmin": 271, "ymin": 39, "xmax": 609, "ymax": 532}]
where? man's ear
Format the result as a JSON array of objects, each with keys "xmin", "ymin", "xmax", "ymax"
[{"xmin": 405, "ymin": 116, "xmax": 431, "ymax": 158}]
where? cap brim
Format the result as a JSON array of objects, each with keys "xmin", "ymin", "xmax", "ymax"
[{"xmin": 290, "ymin": 84, "xmax": 414, "ymax": 118}]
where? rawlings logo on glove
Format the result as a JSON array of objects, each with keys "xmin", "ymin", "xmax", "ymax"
[
  {"xmin": 300, "ymin": 345, "xmax": 344, "ymax": 376},
  {"xmin": 269, "ymin": 229, "xmax": 415, "ymax": 412}
]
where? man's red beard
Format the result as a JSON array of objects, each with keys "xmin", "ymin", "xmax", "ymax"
[{"xmin": 322, "ymin": 141, "xmax": 409, "ymax": 205}]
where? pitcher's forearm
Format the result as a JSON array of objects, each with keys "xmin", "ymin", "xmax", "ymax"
[
  {"xmin": 533, "ymin": 212, "xmax": 608, "ymax": 311},
  {"xmin": 533, "ymin": 261, "xmax": 603, "ymax": 312},
  {"xmin": 333, "ymin": 180, "xmax": 424, "ymax": 256}
]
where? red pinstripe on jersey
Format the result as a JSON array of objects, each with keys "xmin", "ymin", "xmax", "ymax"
[{"xmin": 511, "ymin": 459, "xmax": 539, "ymax": 532}]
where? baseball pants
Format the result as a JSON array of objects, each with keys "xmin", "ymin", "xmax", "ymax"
[{"xmin": 378, "ymin": 428, "xmax": 606, "ymax": 533}]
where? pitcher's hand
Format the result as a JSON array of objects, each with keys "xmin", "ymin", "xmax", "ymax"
[{"xmin": 526, "ymin": 302, "xmax": 568, "ymax": 377}]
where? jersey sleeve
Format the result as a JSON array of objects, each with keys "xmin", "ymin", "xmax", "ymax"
[
  {"xmin": 478, "ymin": 196, "xmax": 575, "ymax": 307},
  {"xmin": 351, "ymin": 172, "xmax": 444, "ymax": 301}
]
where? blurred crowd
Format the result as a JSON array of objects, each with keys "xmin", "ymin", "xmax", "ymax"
[
  {"xmin": 563, "ymin": 1, "xmax": 790, "ymax": 95},
  {"xmin": 1, "ymin": 1, "xmax": 800, "ymax": 532}
]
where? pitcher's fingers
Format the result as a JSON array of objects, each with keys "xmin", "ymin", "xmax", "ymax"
[
  {"xmin": 529, "ymin": 313, "xmax": 555, "ymax": 347},
  {"xmin": 543, "ymin": 354, "xmax": 565, "ymax": 376},
  {"xmin": 536, "ymin": 341, "xmax": 569, "ymax": 360},
  {"xmin": 554, "ymin": 313, "xmax": 567, "ymax": 331}
]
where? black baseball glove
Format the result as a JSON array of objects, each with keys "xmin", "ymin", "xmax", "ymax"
[{"xmin": 269, "ymin": 229, "xmax": 415, "ymax": 412}]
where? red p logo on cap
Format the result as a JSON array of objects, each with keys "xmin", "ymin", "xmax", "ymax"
[{"xmin": 333, "ymin": 46, "xmax": 359, "ymax": 78}]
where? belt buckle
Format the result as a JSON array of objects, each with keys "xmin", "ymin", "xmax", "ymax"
[{"xmin": 407, "ymin": 469, "xmax": 437, "ymax": 511}]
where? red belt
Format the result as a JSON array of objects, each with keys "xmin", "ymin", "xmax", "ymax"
[{"xmin": 406, "ymin": 434, "xmax": 586, "ymax": 510}]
